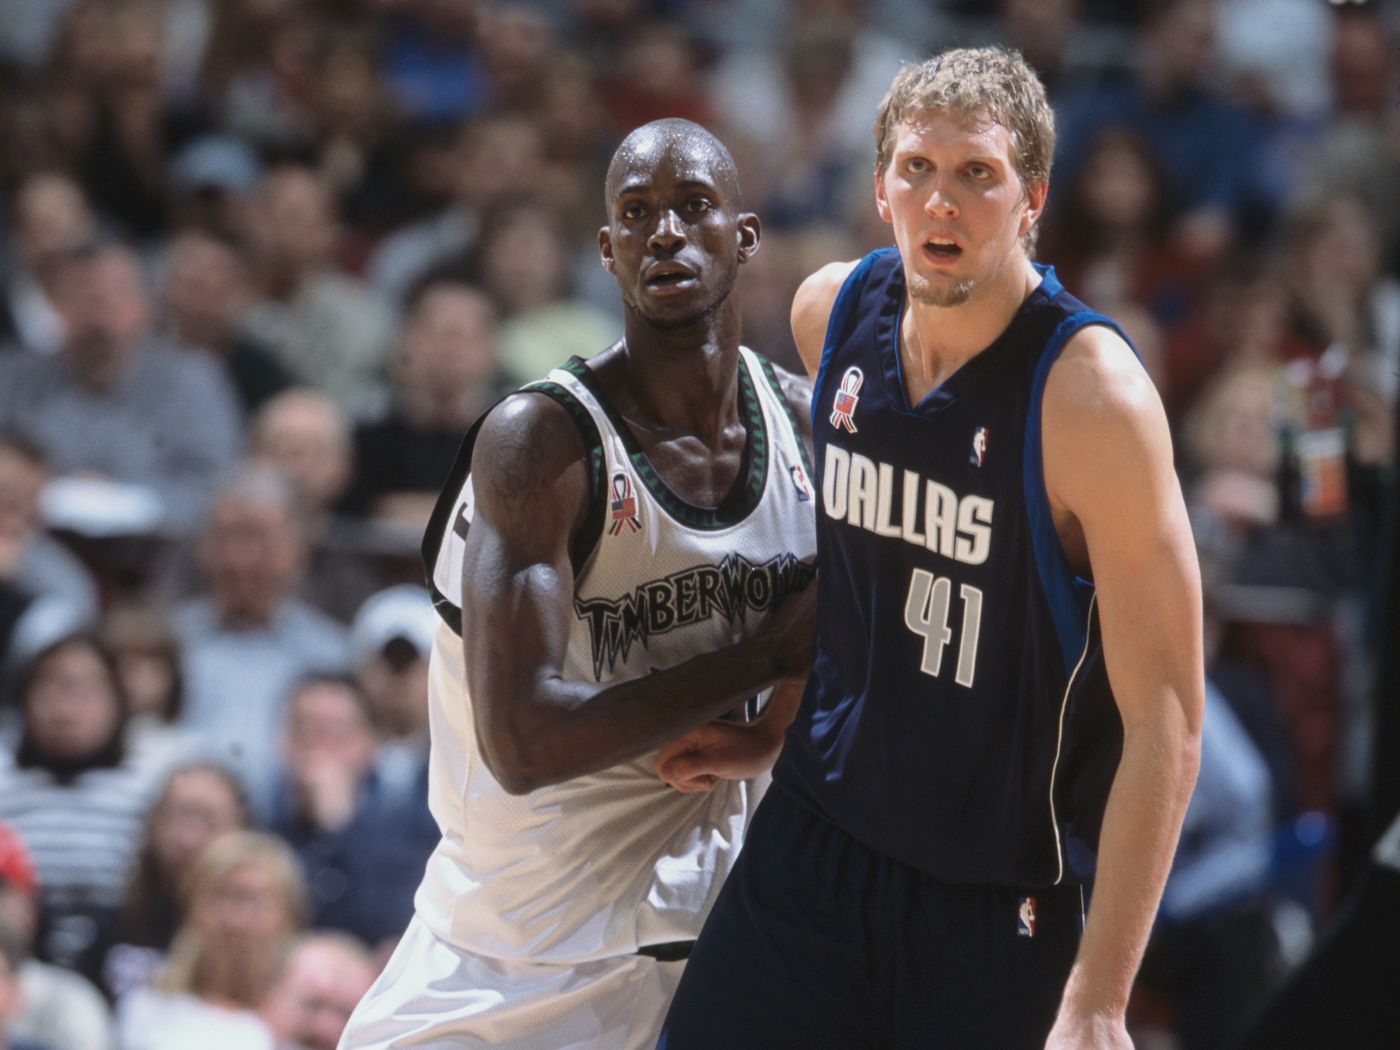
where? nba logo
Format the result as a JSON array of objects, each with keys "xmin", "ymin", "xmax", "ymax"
[
  {"xmin": 790, "ymin": 464, "xmax": 813, "ymax": 502},
  {"xmin": 970, "ymin": 426, "xmax": 988, "ymax": 468},
  {"xmin": 1017, "ymin": 897, "xmax": 1036, "ymax": 938},
  {"xmin": 830, "ymin": 367, "xmax": 863, "ymax": 434}
]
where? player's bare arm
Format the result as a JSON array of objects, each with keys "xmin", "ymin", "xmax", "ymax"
[
  {"xmin": 463, "ymin": 391, "xmax": 812, "ymax": 796},
  {"xmin": 790, "ymin": 261, "xmax": 859, "ymax": 378},
  {"xmin": 1041, "ymin": 325, "xmax": 1204, "ymax": 1048}
]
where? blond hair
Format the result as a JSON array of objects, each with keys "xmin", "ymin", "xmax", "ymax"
[
  {"xmin": 873, "ymin": 48, "xmax": 1054, "ymax": 248},
  {"xmin": 159, "ymin": 831, "xmax": 308, "ymax": 1005}
]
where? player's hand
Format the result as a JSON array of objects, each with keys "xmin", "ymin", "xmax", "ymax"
[
  {"xmin": 1043, "ymin": 1010, "xmax": 1132, "ymax": 1050},
  {"xmin": 654, "ymin": 720, "xmax": 783, "ymax": 793}
]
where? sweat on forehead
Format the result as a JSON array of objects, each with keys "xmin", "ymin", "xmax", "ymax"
[{"xmin": 605, "ymin": 119, "xmax": 741, "ymax": 205}]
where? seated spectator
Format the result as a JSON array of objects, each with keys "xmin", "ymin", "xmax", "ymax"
[
  {"xmin": 349, "ymin": 585, "xmax": 435, "ymax": 802},
  {"xmin": 261, "ymin": 932, "xmax": 376, "ymax": 1050},
  {"xmin": 365, "ymin": 113, "xmax": 547, "ymax": 305},
  {"xmin": 160, "ymin": 230, "xmax": 294, "ymax": 422},
  {"xmin": 268, "ymin": 676, "xmax": 434, "ymax": 949},
  {"xmin": 0, "ymin": 822, "xmax": 112, "ymax": 1050},
  {"xmin": 240, "ymin": 165, "xmax": 396, "ymax": 421},
  {"xmin": 115, "ymin": 832, "xmax": 306, "ymax": 1050},
  {"xmin": 0, "ymin": 635, "xmax": 167, "ymax": 974},
  {"xmin": 0, "ymin": 171, "xmax": 98, "ymax": 356},
  {"xmin": 467, "ymin": 199, "xmax": 616, "ymax": 384},
  {"xmin": 342, "ymin": 278, "xmax": 509, "ymax": 533},
  {"xmin": 248, "ymin": 390, "xmax": 383, "ymax": 624},
  {"xmin": 172, "ymin": 469, "xmax": 350, "ymax": 817},
  {"xmin": 99, "ymin": 606, "xmax": 195, "ymax": 771},
  {"xmin": 99, "ymin": 763, "xmax": 249, "ymax": 1003},
  {"xmin": 0, "ymin": 435, "xmax": 99, "ymax": 660},
  {"xmin": 0, "ymin": 241, "xmax": 243, "ymax": 536}
]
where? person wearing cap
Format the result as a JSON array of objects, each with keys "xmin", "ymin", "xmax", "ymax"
[
  {"xmin": 0, "ymin": 822, "xmax": 114, "ymax": 1050},
  {"xmin": 349, "ymin": 585, "xmax": 436, "ymax": 802}
]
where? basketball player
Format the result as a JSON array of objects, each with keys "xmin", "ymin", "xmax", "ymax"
[
  {"xmin": 338, "ymin": 119, "xmax": 817, "ymax": 1050},
  {"xmin": 659, "ymin": 49, "xmax": 1204, "ymax": 1049}
]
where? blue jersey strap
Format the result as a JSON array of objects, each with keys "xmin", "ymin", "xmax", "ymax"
[{"xmin": 1022, "ymin": 308, "xmax": 1138, "ymax": 675}]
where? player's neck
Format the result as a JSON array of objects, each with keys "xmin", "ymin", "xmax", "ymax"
[
  {"xmin": 900, "ymin": 257, "xmax": 1040, "ymax": 400},
  {"xmin": 615, "ymin": 314, "xmax": 743, "ymax": 446}
]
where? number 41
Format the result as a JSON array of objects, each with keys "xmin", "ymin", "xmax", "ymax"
[{"xmin": 904, "ymin": 569, "xmax": 983, "ymax": 688}]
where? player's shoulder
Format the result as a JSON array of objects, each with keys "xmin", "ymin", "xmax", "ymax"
[
  {"xmin": 471, "ymin": 387, "xmax": 590, "ymax": 488},
  {"xmin": 1044, "ymin": 322, "xmax": 1159, "ymax": 431},
  {"xmin": 791, "ymin": 259, "xmax": 865, "ymax": 374},
  {"xmin": 793, "ymin": 259, "xmax": 863, "ymax": 319}
]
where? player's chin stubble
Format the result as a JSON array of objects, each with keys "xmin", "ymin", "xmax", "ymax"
[{"xmin": 908, "ymin": 272, "xmax": 975, "ymax": 308}]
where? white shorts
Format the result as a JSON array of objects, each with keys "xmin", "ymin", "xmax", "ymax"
[{"xmin": 339, "ymin": 916, "xmax": 685, "ymax": 1050}]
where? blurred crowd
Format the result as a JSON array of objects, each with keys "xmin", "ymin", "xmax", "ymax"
[{"xmin": 0, "ymin": 0, "xmax": 1394, "ymax": 1048}]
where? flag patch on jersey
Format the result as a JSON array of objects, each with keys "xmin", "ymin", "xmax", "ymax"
[
  {"xmin": 970, "ymin": 426, "xmax": 988, "ymax": 468},
  {"xmin": 1017, "ymin": 896, "xmax": 1036, "ymax": 938},
  {"xmin": 790, "ymin": 464, "xmax": 813, "ymax": 502},
  {"xmin": 830, "ymin": 366, "xmax": 863, "ymax": 434},
  {"xmin": 608, "ymin": 472, "xmax": 641, "ymax": 535}
]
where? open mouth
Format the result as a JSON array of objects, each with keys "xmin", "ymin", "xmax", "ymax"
[
  {"xmin": 923, "ymin": 237, "xmax": 962, "ymax": 262},
  {"xmin": 645, "ymin": 264, "xmax": 698, "ymax": 288}
]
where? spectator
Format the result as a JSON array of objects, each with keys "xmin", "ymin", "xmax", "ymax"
[
  {"xmin": 365, "ymin": 113, "xmax": 547, "ymax": 304},
  {"xmin": 1036, "ymin": 129, "xmax": 1199, "ymax": 330},
  {"xmin": 0, "ymin": 821, "xmax": 112, "ymax": 1050},
  {"xmin": 466, "ymin": 199, "xmax": 615, "ymax": 383},
  {"xmin": 0, "ymin": 635, "xmax": 166, "ymax": 974},
  {"xmin": 160, "ymin": 230, "xmax": 294, "ymax": 421},
  {"xmin": 114, "ymin": 831, "xmax": 306, "ymax": 1050},
  {"xmin": 99, "ymin": 763, "xmax": 249, "ymax": 1003},
  {"xmin": 268, "ymin": 676, "xmax": 434, "ymax": 949},
  {"xmin": 343, "ymin": 278, "xmax": 509, "ymax": 531},
  {"xmin": 99, "ymin": 606, "xmax": 193, "ymax": 770},
  {"xmin": 172, "ymin": 468, "xmax": 350, "ymax": 817},
  {"xmin": 0, "ymin": 171, "xmax": 98, "ymax": 355},
  {"xmin": 1054, "ymin": 0, "xmax": 1264, "ymax": 264},
  {"xmin": 240, "ymin": 165, "xmax": 396, "ymax": 420},
  {"xmin": 260, "ymin": 932, "xmax": 376, "ymax": 1050},
  {"xmin": 0, "ymin": 436, "xmax": 100, "ymax": 649},
  {"xmin": 248, "ymin": 389, "xmax": 382, "ymax": 625},
  {"xmin": 0, "ymin": 241, "xmax": 243, "ymax": 535},
  {"xmin": 348, "ymin": 585, "xmax": 436, "ymax": 802}
]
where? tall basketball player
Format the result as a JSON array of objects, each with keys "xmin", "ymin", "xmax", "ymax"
[
  {"xmin": 339, "ymin": 120, "xmax": 817, "ymax": 1049},
  {"xmin": 661, "ymin": 48, "xmax": 1204, "ymax": 1050}
]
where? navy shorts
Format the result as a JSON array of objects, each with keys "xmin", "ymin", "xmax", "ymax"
[{"xmin": 658, "ymin": 787, "xmax": 1085, "ymax": 1050}]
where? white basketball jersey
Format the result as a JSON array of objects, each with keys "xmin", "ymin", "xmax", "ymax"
[{"xmin": 417, "ymin": 347, "xmax": 817, "ymax": 963}]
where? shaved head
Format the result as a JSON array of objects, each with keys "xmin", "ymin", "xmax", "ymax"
[{"xmin": 605, "ymin": 119, "xmax": 743, "ymax": 209}]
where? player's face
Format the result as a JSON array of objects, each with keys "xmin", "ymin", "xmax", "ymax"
[
  {"xmin": 875, "ymin": 112, "xmax": 1046, "ymax": 308},
  {"xmin": 599, "ymin": 142, "xmax": 759, "ymax": 329}
]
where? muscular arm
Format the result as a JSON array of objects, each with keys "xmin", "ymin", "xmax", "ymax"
[
  {"xmin": 462, "ymin": 393, "xmax": 811, "ymax": 796},
  {"xmin": 1042, "ymin": 327, "xmax": 1204, "ymax": 1046}
]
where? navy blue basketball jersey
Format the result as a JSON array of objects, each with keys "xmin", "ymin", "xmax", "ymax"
[{"xmin": 773, "ymin": 247, "xmax": 1130, "ymax": 888}]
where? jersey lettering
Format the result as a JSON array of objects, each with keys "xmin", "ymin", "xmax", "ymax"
[
  {"xmin": 575, "ymin": 552, "xmax": 817, "ymax": 679},
  {"xmin": 823, "ymin": 443, "xmax": 993, "ymax": 567}
]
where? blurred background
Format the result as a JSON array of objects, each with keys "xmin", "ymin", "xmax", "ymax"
[{"xmin": 0, "ymin": 0, "xmax": 1395, "ymax": 1048}]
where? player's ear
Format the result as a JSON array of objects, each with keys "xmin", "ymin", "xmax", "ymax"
[
  {"xmin": 874, "ymin": 166, "xmax": 893, "ymax": 225},
  {"xmin": 1019, "ymin": 180, "xmax": 1048, "ymax": 239},
  {"xmin": 598, "ymin": 226, "xmax": 615, "ymax": 273},
  {"xmin": 737, "ymin": 213, "xmax": 761, "ymax": 264}
]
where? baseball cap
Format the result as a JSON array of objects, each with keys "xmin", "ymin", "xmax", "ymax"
[
  {"xmin": 170, "ymin": 134, "xmax": 262, "ymax": 196},
  {"xmin": 350, "ymin": 585, "xmax": 438, "ymax": 667},
  {"xmin": 0, "ymin": 823, "xmax": 37, "ymax": 900}
]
